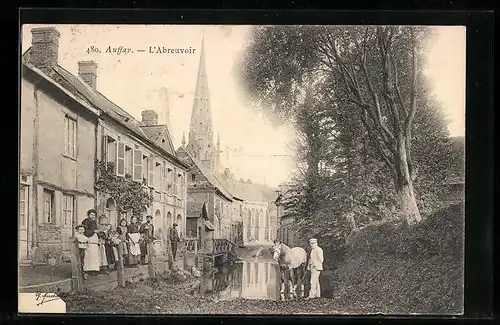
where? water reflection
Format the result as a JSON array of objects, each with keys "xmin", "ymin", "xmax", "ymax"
[{"xmin": 197, "ymin": 260, "xmax": 281, "ymax": 301}]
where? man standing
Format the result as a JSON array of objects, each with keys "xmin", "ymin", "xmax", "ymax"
[
  {"xmin": 139, "ymin": 215, "xmax": 155, "ymax": 264},
  {"xmin": 306, "ymin": 238, "xmax": 324, "ymax": 299},
  {"xmin": 169, "ymin": 223, "xmax": 181, "ymax": 260}
]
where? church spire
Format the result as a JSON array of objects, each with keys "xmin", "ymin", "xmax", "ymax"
[
  {"xmin": 186, "ymin": 34, "xmax": 216, "ymax": 171},
  {"xmin": 181, "ymin": 131, "xmax": 186, "ymax": 148}
]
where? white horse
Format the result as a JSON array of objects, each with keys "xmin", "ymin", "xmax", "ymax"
[{"xmin": 271, "ymin": 240, "xmax": 308, "ymax": 298}]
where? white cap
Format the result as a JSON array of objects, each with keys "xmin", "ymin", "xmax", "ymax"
[{"xmin": 309, "ymin": 238, "xmax": 318, "ymax": 244}]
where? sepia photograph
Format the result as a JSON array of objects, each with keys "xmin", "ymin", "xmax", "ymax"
[{"xmin": 19, "ymin": 23, "xmax": 465, "ymax": 315}]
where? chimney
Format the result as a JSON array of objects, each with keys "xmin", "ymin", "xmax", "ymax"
[
  {"xmin": 78, "ymin": 61, "xmax": 98, "ymax": 89},
  {"xmin": 141, "ymin": 110, "xmax": 158, "ymax": 126},
  {"xmin": 30, "ymin": 27, "xmax": 61, "ymax": 71}
]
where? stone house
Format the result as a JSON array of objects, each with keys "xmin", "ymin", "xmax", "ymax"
[
  {"xmin": 20, "ymin": 27, "xmax": 100, "ymax": 263},
  {"xmin": 20, "ymin": 26, "xmax": 189, "ymax": 262},
  {"xmin": 176, "ymin": 147, "xmax": 237, "ymax": 246},
  {"xmin": 50, "ymin": 60, "xmax": 189, "ymax": 254}
]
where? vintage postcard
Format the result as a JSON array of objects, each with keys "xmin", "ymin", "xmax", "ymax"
[{"xmin": 19, "ymin": 24, "xmax": 465, "ymax": 315}]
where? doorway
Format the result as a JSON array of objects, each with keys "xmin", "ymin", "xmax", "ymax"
[{"xmin": 105, "ymin": 198, "xmax": 118, "ymax": 227}]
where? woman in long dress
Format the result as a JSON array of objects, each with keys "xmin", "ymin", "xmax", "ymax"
[
  {"xmin": 127, "ymin": 216, "xmax": 141, "ymax": 267},
  {"xmin": 82, "ymin": 209, "xmax": 100, "ymax": 276},
  {"xmin": 83, "ymin": 232, "xmax": 100, "ymax": 275}
]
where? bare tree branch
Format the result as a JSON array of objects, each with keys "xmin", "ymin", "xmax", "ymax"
[
  {"xmin": 360, "ymin": 110, "xmax": 397, "ymax": 180},
  {"xmin": 405, "ymin": 28, "xmax": 418, "ymax": 134},
  {"xmin": 376, "ymin": 26, "xmax": 401, "ymax": 135}
]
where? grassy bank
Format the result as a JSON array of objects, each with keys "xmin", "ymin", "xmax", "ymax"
[{"xmin": 332, "ymin": 203, "xmax": 464, "ymax": 315}]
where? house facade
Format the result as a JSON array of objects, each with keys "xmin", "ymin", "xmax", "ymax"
[
  {"xmin": 20, "ymin": 27, "xmax": 100, "ymax": 263},
  {"xmin": 20, "ymin": 26, "xmax": 189, "ymax": 262}
]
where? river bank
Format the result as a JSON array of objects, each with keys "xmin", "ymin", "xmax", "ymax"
[{"xmin": 60, "ymin": 269, "xmax": 348, "ymax": 315}]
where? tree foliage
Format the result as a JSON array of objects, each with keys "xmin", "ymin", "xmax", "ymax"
[
  {"xmin": 241, "ymin": 25, "xmax": 459, "ymax": 251},
  {"xmin": 95, "ymin": 160, "xmax": 153, "ymax": 217},
  {"xmin": 241, "ymin": 25, "xmax": 455, "ymax": 225}
]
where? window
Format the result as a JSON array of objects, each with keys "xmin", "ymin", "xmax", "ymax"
[
  {"xmin": 191, "ymin": 173, "xmax": 196, "ymax": 182},
  {"xmin": 167, "ymin": 168, "xmax": 173, "ymax": 191},
  {"xmin": 132, "ymin": 149, "xmax": 143, "ymax": 182},
  {"xmin": 19, "ymin": 186, "xmax": 28, "ymax": 228},
  {"xmin": 124, "ymin": 146, "xmax": 133, "ymax": 175},
  {"xmin": 116, "ymin": 142, "xmax": 125, "ymax": 176},
  {"xmin": 43, "ymin": 189, "xmax": 55, "ymax": 224},
  {"xmin": 177, "ymin": 173, "xmax": 182, "ymax": 195},
  {"xmin": 64, "ymin": 116, "xmax": 77, "ymax": 158},
  {"xmin": 161, "ymin": 164, "xmax": 167, "ymax": 192},
  {"xmin": 173, "ymin": 169, "xmax": 178, "ymax": 195},
  {"xmin": 62, "ymin": 194, "xmax": 75, "ymax": 226},
  {"xmin": 106, "ymin": 137, "xmax": 117, "ymax": 170}
]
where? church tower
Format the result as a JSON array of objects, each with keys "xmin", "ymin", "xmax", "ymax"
[{"xmin": 185, "ymin": 35, "xmax": 219, "ymax": 172}]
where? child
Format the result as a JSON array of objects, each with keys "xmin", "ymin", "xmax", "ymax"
[
  {"xmin": 116, "ymin": 218, "xmax": 129, "ymax": 266},
  {"xmin": 75, "ymin": 224, "xmax": 89, "ymax": 279},
  {"xmin": 97, "ymin": 216, "xmax": 110, "ymax": 274},
  {"xmin": 107, "ymin": 226, "xmax": 121, "ymax": 269}
]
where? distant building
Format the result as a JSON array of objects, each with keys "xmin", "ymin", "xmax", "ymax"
[
  {"xmin": 176, "ymin": 36, "xmax": 277, "ymax": 246},
  {"xmin": 20, "ymin": 27, "xmax": 189, "ymax": 263}
]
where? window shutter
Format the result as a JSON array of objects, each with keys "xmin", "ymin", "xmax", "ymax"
[
  {"xmin": 159, "ymin": 165, "xmax": 164, "ymax": 191},
  {"xmin": 162, "ymin": 165, "xmax": 167, "ymax": 192},
  {"xmin": 101, "ymin": 135, "xmax": 108, "ymax": 162},
  {"xmin": 116, "ymin": 142, "xmax": 125, "ymax": 176},
  {"xmin": 173, "ymin": 169, "xmax": 178, "ymax": 195},
  {"xmin": 148, "ymin": 158, "xmax": 154, "ymax": 186},
  {"xmin": 133, "ymin": 149, "xmax": 142, "ymax": 181}
]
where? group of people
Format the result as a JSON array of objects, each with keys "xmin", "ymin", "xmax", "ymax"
[{"xmin": 74, "ymin": 209, "xmax": 181, "ymax": 279}]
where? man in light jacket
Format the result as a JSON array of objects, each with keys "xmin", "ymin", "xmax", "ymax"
[{"xmin": 306, "ymin": 238, "xmax": 324, "ymax": 299}]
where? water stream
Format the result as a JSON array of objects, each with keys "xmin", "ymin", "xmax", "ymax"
[{"xmin": 195, "ymin": 259, "xmax": 282, "ymax": 301}]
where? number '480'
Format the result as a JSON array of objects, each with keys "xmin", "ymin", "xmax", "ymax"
[{"xmin": 86, "ymin": 46, "xmax": 101, "ymax": 54}]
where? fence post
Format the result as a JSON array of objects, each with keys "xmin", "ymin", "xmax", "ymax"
[
  {"xmin": 146, "ymin": 241, "xmax": 155, "ymax": 278},
  {"xmin": 70, "ymin": 238, "xmax": 84, "ymax": 291},
  {"xmin": 116, "ymin": 243, "xmax": 125, "ymax": 288}
]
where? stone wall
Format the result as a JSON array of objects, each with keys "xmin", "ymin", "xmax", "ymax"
[{"xmin": 32, "ymin": 224, "xmax": 63, "ymax": 264}]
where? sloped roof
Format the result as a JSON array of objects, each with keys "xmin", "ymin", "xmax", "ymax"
[
  {"xmin": 177, "ymin": 147, "xmax": 234, "ymax": 201},
  {"xmin": 22, "ymin": 47, "xmax": 188, "ymax": 169},
  {"xmin": 217, "ymin": 172, "xmax": 272, "ymax": 203},
  {"xmin": 140, "ymin": 124, "xmax": 176, "ymax": 156}
]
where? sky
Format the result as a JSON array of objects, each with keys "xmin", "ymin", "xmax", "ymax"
[{"xmin": 21, "ymin": 25, "xmax": 465, "ymax": 187}]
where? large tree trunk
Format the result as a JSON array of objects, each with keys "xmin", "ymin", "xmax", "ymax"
[
  {"xmin": 394, "ymin": 136, "xmax": 422, "ymax": 224},
  {"xmin": 396, "ymin": 182, "xmax": 421, "ymax": 224}
]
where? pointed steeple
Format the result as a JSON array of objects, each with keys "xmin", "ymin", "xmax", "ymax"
[
  {"xmin": 186, "ymin": 33, "xmax": 216, "ymax": 171},
  {"xmin": 181, "ymin": 131, "xmax": 186, "ymax": 148},
  {"xmin": 215, "ymin": 131, "xmax": 221, "ymax": 172}
]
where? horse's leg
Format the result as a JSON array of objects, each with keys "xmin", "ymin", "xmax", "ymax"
[
  {"xmin": 289, "ymin": 267, "xmax": 296, "ymax": 298},
  {"xmin": 299, "ymin": 265, "xmax": 305, "ymax": 297}
]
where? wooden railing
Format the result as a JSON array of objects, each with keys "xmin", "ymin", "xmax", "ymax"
[
  {"xmin": 184, "ymin": 238, "xmax": 198, "ymax": 254},
  {"xmin": 212, "ymin": 238, "xmax": 237, "ymax": 256}
]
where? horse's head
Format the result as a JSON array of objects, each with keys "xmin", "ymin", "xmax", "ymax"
[{"xmin": 272, "ymin": 240, "xmax": 282, "ymax": 261}]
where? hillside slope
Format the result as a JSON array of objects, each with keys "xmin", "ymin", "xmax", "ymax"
[{"xmin": 332, "ymin": 203, "xmax": 464, "ymax": 315}]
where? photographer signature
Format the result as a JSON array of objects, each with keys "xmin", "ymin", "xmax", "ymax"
[{"xmin": 35, "ymin": 292, "xmax": 60, "ymax": 306}]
